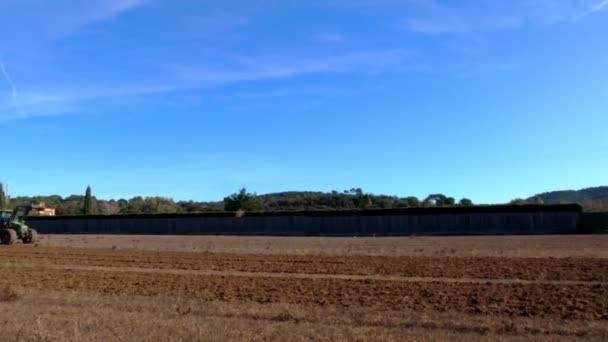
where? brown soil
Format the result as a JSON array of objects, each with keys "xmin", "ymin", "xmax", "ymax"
[
  {"xmin": 0, "ymin": 235, "xmax": 607, "ymax": 340},
  {"xmin": 1, "ymin": 265, "xmax": 607, "ymax": 321},
  {"xmin": 37, "ymin": 234, "xmax": 608, "ymax": 257},
  {"xmin": 1, "ymin": 246, "xmax": 608, "ymax": 281}
]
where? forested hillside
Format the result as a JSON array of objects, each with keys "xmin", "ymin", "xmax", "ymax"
[{"xmin": 528, "ymin": 186, "xmax": 608, "ymax": 212}]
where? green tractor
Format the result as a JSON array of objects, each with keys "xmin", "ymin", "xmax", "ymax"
[{"xmin": 0, "ymin": 205, "xmax": 43, "ymax": 245}]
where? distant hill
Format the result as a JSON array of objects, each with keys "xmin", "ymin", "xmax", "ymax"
[{"xmin": 528, "ymin": 186, "xmax": 608, "ymax": 211}]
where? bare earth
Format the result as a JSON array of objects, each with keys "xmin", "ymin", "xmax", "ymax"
[
  {"xmin": 0, "ymin": 234, "xmax": 606, "ymax": 341},
  {"xmin": 39, "ymin": 234, "xmax": 608, "ymax": 257}
]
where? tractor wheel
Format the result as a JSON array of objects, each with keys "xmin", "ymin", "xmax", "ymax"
[
  {"xmin": 1, "ymin": 229, "xmax": 17, "ymax": 245},
  {"xmin": 23, "ymin": 229, "xmax": 38, "ymax": 244}
]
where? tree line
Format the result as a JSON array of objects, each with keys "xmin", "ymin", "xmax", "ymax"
[
  {"xmin": 2, "ymin": 182, "xmax": 605, "ymax": 215},
  {"xmin": 1, "ymin": 184, "xmax": 476, "ymax": 215}
]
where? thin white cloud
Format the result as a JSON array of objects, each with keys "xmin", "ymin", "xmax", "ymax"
[
  {"xmin": 172, "ymin": 49, "xmax": 419, "ymax": 84},
  {"xmin": 65, "ymin": 0, "xmax": 149, "ymax": 37},
  {"xmin": 401, "ymin": 0, "xmax": 608, "ymax": 35},
  {"xmin": 161, "ymin": 13, "xmax": 251, "ymax": 41},
  {"xmin": 0, "ymin": 58, "xmax": 27, "ymax": 118},
  {"xmin": 12, "ymin": 0, "xmax": 604, "ymax": 123},
  {"xmin": 107, "ymin": 0, "xmax": 148, "ymax": 13},
  {"xmin": 0, "ymin": 0, "xmax": 149, "ymax": 121},
  {"xmin": 0, "ymin": 0, "xmax": 149, "ymax": 43},
  {"xmin": 577, "ymin": 0, "xmax": 608, "ymax": 18},
  {"xmin": 85, "ymin": 0, "xmax": 147, "ymax": 23},
  {"xmin": 0, "ymin": 49, "xmax": 422, "ymax": 121}
]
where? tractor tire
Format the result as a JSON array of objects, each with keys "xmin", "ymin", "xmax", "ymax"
[
  {"xmin": 1, "ymin": 229, "xmax": 17, "ymax": 245},
  {"xmin": 23, "ymin": 229, "xmax": 38, "ymax": 244}
]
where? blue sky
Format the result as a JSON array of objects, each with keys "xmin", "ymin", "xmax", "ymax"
[{"xmin": 1, "ymin": 0, "xmax": 607, "ymax": 203}]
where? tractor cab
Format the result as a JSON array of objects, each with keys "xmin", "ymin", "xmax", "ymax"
[
  {"xmin": 0, "ymin": 205, "xmax": 43, "ymax": 245},
  {"xmin": 0, "ymin": 211, "xmax": 12, "ymax": 226}
]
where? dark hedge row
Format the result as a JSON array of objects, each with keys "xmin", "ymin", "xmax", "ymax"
[
  {"xmin": 579, "ymin": 212, "xmax": 608, "ymax": 233},
  {"xmin": 26, "ymin": 204, "xmax": 582, "ymax": 221}
]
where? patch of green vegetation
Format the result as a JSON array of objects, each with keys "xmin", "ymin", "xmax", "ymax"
[{"xmin": 0, "ymin": 261, "xmax": 34, "ymax": 269}]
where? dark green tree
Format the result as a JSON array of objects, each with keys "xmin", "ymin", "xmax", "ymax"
[
  {"xmin": 459, "ymin": 198, "xmax": 474, "ymax": 206},
  {"xmin": 83, "ymin": 185, "xmax": 94, "ymax": 215},
  {"xmin": 0, "ymin": 183, "xmax": 7, "ymax": 210},
  {"xmin": 224, "ymin": 188, "xmax": 263, "ymax": 212},
  {"xmin": 141, "ymin": 197, "xmax": 180, "ymax": 214},
  {"xmin": 423, "ymin": 194, "xmax": 447, "ymax": 206},
  {"xmin": 124, "ymin": 196, "xmax": 144, "ymax": 214},
  {"xmin": 405, "ymin": 196, "xmax": 421, "ymax": 207}
]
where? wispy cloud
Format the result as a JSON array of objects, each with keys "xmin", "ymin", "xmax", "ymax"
[
  {"xmin": 89, "ymin": 0, "xmax": 148, "ymax": 22},
  {"xmin": 0, "ymin": 58, "xmax": 27, "ymax": 118},
  {"xmin": 172, "ymin": 49, "xmax": 420, "ymax": 84},
  {"xmin": 0, "ymin": 0, "xmax": 149, "ymax": 43},
  {"xmin": 0, "ymin": 48, "xmax": 422, "ymax": 121},
  {"xmin": 0, "ymin": 0, "xmax": 149, "ymax": 121},
  {"xmin": 5, "ymin": 0, "xmax": 602, "ymax": 123},
  {"xmin": 161, "ymin": 12, "xmax": 251, "ymax": 41},
  {"xmin": 400, "ymin": 0, "xmax": 608, "ymax": 35},
  {"xmin": 403, "ymin": 12, "xmax": 522, "ymax": 34},
  {"xmin": 60, "ymin": 0, "xmax": 149, "ymax": 38},
  {"xmin": 577, "ymin": 0, "xmax": 608, "ymax": 18}
]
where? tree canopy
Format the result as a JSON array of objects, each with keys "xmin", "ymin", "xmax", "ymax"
[
  {"xmin": 6, "ymin": 188, "xmax": 458, "ymax": 215},
  {"xmin": 0, "ymin": 183, "xmax": 7, "ymax": 210},
  {"xmin": 83, "ymin": 186, "xmax": 94, "ymax": 215},
  {"xmin": 224, "ymin": 188, "xmax": 263, "ymax": 212},
  {"xmin": 6, "ymin": 185, "xmax": 604, "ymax": 216}
]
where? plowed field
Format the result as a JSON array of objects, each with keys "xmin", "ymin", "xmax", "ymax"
[{"xmin": 1, "ymin": 235, "xmax": 607, "ymax": 341}]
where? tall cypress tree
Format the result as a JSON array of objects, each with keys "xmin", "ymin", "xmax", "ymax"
[
  {"xmin": 0, "ymin": 183, "xmax": 7, "ymax": 210},
  {"xmin": 83, "ymin": 185, "xmax": 93, "ymax": 215}
]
